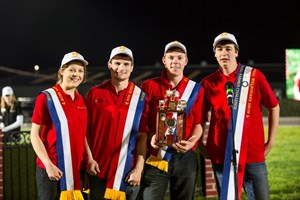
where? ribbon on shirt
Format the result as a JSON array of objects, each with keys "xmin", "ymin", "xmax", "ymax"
[
  {"xmin": 43, "ymin": 87, "xmax": 84, "ymax": 200},
  {"xmin": 104, "ymin": 84, "xmax": 146, "ymax": 200},
  {"xmin": 221, "ymin": 65, "xmax": 257, "ymax": 200}
]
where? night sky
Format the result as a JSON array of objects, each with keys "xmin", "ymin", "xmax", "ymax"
[{"xmin": 0, "ymin": 0, "xmax": 299, "ymax": 72}]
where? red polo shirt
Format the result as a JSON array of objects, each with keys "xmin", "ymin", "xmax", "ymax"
[
  {"xmin": 201, "ymin": 64, "xmax": 278, "ymax": 164},
  {"xmin": 85, "ymin": 80, "xmax": 147, "ymax": 179},
  {"xmin": 32, "ymin": 84, "xmax": 88, "ymax": 169}
]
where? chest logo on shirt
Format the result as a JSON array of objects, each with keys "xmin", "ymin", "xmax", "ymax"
[
  {"xmin": 95, "ymin": 99, "xmax": 108, "ymax": 103},
  {"xmin": 77, "ymin": 106, "xmax": 86, "ymax": 109}
]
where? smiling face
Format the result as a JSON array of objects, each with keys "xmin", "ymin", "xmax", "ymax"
[
  {"xmin": 108, "ymin": 54, "xmax": 133, "ymax": 82},
  {"xmin": 59, "ymin": 61, "xmax": 86, "ymax": 90},
  {"xmin": 162, "ymin": 48, "xmax": 188, "ymax": 77}
]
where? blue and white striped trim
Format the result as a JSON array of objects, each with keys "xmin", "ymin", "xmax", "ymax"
[
  {"xmin": 113, "ymin": 86, "xmax": 145, "ymax": 192},
  {"xmin": 221, "ymin": 66, "xmax": 252, "ymax": 199},
  {"xmin": 43, "ymin": 88, "xmax": 74, "ymax": 191}
]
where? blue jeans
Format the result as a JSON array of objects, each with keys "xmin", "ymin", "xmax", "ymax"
[
  {"xmin": 139, "ymin": 150, "xmax": 198, "ymax": 200},
  {"xmin": 36, "ymin": 166, "xmax": 60, "ymax": 200},
  {"xmin": 89, "ymin": 175, "xmax": 140, "ymax": 200},
  {"xmin": 212, "ymin": 162, "xmax": 270, "ymax": 200}
]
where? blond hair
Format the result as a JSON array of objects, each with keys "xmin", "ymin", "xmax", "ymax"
[
  {"xmin": 1, "ymin": 95, "xmax": 17, "ymax": 113},
  {"xmin": 57, "ymin": 60, "xmax": 87, "ymax": 84}
]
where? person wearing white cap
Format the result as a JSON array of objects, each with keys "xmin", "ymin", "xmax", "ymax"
[
  {"xmin": 139, "ymin": 41, "xmax": 205, "ymax": 199},
  {"xmin": 199, "ymin": 32, "xmax": 280, "ymax": 200},
  {"xmin": 85, "ymin": 46, "xmax": 147, "ymax": 200},
  {"xmin": 30, "ymin": 51, "xmax": 98, "ymax": 200},
  {"xmin": 0, "ymin": 86, "xmax": 24, "ymax": 142}
]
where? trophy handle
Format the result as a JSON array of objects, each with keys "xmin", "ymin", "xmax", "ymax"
[
  {"xmin": 156, "ymin": 112, "xmax": 166, "ymax": 144},
  {"xmin": 176, "ymin": 112, "xmax": 185, "ymax": 141}
]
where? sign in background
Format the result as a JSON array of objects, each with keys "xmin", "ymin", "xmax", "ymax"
[{"xmin": 285, "ymin": 49, "xmax": 300, "ymax": 100}]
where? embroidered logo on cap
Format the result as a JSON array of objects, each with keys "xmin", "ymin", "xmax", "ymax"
[
  {"xmin": 71, "ymin": 52, "xmax": 79, "ymax": 57},
  {"xmin": 220, "ymin": 32, "xmax": 228, "ymax": 36},
  {"xmin": 118, "ymin": 46, "xmax": 127, "ymax": 52}
]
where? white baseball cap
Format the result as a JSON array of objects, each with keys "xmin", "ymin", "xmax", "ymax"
[
  {"xmin": 213, "ymin": 32, "xmax": 239, "ymax": 51},
  {"xmin": 109, "ymin": 46, "xmax": 133, "ymax": 63},
  {"xmin": 60, "ymin": 51, "xmax": 88, "ymax": 68},
  {"xmin": 164, "ymin": 41, "xmax": 187, "ymax": 54},
  {"xmin": 2, "ymin": 86, "xmax": 13, "ymax": 96}
]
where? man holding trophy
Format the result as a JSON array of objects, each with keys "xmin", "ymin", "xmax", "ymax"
[{"xmin": 139, "ymin": 41, "xmax": 204, "ymax": 200}]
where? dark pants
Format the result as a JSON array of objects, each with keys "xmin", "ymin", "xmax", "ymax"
[
  {"xmin": 89, "ymin": 175, "xmax": 140, "ymax": 200},
  {"xmin": 88, "ymin": 175, "xmax": 106, "ymax": 200},
  {"xmin": 36, "ymin": 166, "xmax": 60, "ymax": 200},
  {"xmin": 139, "ymin": 150, "xmax": 198, "ymax": 200}
]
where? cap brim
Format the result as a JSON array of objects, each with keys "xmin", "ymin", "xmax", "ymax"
[
  {"xmin": 165, "ymin": 44, "xmax": 187, "ymax": 54},
  {"xmin": 213, "ymin": 38, "xmax": 238, "ymax": 51}
]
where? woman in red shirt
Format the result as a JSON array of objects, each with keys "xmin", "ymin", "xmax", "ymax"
[{"xmin": 31, "ymin": 52, "xmax": 99, "ymax": 200}]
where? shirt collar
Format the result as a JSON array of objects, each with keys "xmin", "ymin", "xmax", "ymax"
[
  {"xmin": 54, "ymin": 84, "xmax": 80, "ymax": 100},
  {"xmin": 160, "ymin": 69, "xmax": 186, "ymax": 90},
  {"xmin": 217, "ymin": 62, "xmax": 241, "ymax": 81}
]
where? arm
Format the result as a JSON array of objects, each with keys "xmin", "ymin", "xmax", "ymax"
[
  {"xmin": 173, "ymin": 123, "xmax": 203, "ymax": 153},
  {"xmin": 2, "ymin": 115, "xmax": 23, "ymax": 132},
  {"xmin": 125, "ymin": 132, "xmax": 147, "ymax": 186},
  {"xmin": 264, "ymin": 104, "xmax": 280, "ymax": 157},
  {"xmin": 198, "ymin": 121, "xmax": 210, "ymax": 159},
  {"xmin": 85, "ymin": 137, "xmax": 100, "ymax": 175},
  {"xmin": 30, "ymin": 122, "xmax": 63, "ymax": 181}
]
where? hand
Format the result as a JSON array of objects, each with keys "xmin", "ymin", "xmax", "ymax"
[
  {"xmin": 150, "ymin": 134, "xmax": 164, "ymax": 149},
  {"xmin": 87, "ymin": 158, "xmax": 100, "ymax": 175},
  {"xmin": 45, "ymin": 163, "xmax": 63, "ymax": 181},
  {"xmin": 125, "ymin": 168, "xmax": 142, "ymax": 186},
  {"xmin": 172, "ymin": 139, "xmax": 194, "ymax": 153},
  {"xmin": 264, "ymin": 141, "xmax": 274, "ymax": 157},
  {"xmin": 0, "ymin": 122, "xmax": 4, "ymax": 129}
]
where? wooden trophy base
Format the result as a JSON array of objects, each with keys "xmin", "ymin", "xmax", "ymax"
[{"xmin": 156, "ymin": 110, "xmax": 186, "ymax": 146}]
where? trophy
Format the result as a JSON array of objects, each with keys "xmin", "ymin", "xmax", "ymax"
[{"xmin": 156, "ymin": 89, "xmax": 187, "ymax": 146}]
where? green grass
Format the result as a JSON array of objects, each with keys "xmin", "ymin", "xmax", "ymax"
[
  {"xmin": 165, "ymin": 126, "xmax": 300, "ymax": 200},
  {"xmin": 267, "ymin": 126, "xmax": 300, "ymax": 200}
]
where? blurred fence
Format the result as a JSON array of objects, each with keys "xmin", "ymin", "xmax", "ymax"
[{"xmin": 2, "ymin": 131, "xmax": 37, "ymax": 200}]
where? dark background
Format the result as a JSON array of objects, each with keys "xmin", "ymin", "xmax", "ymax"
[
  {"xmin": 0, "ymin": 0, "xmax": 298, "ymax": 121},
  {"xmin": 0, "ymin": 0, "xmax": 299, "ymax": 71}
]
